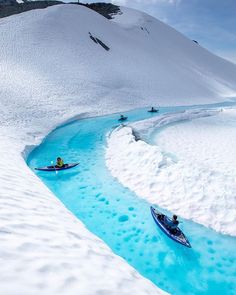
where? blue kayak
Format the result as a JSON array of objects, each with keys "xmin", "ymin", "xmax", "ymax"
[
  {"xmin": 150, "ymin": 206, "xmax": 191, "ymax": 248},
  {"xmin": 35, "ymin": 163, "xmax": 79, "ymax": 172}
]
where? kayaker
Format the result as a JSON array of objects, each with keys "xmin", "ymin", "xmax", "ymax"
[
  {"xmin": 149, "ymin": 107, "xmax": 158, "ymax": 112},
  {"xmin": 56, "ymin": 157, "xmax": 64, "ymax": 168},
  {"xmin": 164, "ymin": 215, "xmax": 179, "ymax": 233}
]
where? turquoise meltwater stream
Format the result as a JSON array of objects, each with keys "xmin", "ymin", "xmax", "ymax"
[{"xmin": 28, "ymin": 104, "xmax": 236, "ymax": 295}]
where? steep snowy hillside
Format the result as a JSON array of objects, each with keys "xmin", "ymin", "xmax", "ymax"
[
  {"xmin": 1, "ymin": 4, "xmax": 236, "ymax": 135},
  {"xmin": 0, "ymin": 4, "xmax": 236, "ymax": 294}
]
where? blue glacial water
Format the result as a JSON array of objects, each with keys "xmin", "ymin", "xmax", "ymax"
[{"xmin": 28, "ymin": 103, "xmax": 236, "ymax": 295}]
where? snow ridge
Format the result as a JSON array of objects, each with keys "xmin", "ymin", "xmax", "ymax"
[{"xmin": 106, "ymin": 108, "xmax": 236, "ymax": 236}]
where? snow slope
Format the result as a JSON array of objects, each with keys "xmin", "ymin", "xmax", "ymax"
[
  {"xmin": 106, "ymin": 108, "xmax": 236, "ymax": 236},
  {"xmin": 1, "ymin": 4, "xmax": 236, "ymax": 131},
  {"xmin": 1, "ymin": 3, "xmax": 236, "ymax": 293}
]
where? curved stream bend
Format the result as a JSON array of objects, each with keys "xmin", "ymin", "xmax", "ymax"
[{"xmin": 28, "ymin": 104, "xmax": 236, "ymax": 295}]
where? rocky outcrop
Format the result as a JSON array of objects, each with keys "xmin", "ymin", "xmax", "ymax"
[
  {"xmin": 89, "ymin": 32, "xmax": 110, "ymax": 51},
  {"xmin": 84, "ymin": 3, "xmax": 121, "ymax": 20},
  {"xmin": 0, "ymin": 1, "xmax": 121, "ymax": 20},
  {"xmin": 0, "ymin": 1, "xmax": 62, "ymax": 18},
  {"xmin": 0, "ymin": 0, "xmax": 17, "ymax": 5}
]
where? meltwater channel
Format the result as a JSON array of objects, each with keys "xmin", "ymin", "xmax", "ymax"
[{"xmin": 28, "ymin": 105, "xmax": 236, "ymax": 295}]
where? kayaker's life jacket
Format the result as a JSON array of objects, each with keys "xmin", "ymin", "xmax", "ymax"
[
  {"xmin": 57, "ymin": 159, "xmax": 64, "ymax": 167},
  {"xmin": 172, "ymin": 220, "xmax": 179, "ymax": 228},
  {"xmin": 164, "ymin": 216, "xmax": 179, "ymax": 229}
]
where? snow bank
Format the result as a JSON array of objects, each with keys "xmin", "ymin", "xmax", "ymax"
[
  {"xmin": 0, "ymin": 140, "xmax": 163, "ymax": 295},
  {"xmin": 106, "ymin": 108, "xmax": 236, "ymax": 236}
]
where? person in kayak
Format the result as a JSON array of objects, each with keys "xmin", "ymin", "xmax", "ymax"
[
  {"xmin": 164, "ymin": 215, "xmax": 179, "ymax": 233},
  {"xmin": 148, "ymin": 107, "xmax": 158, "ymax": 112},
  {"xmin": 56, "ymin": 157, "xmax": 64, "ymax": 168}
]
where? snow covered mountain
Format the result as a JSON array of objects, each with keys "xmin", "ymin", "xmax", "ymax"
[
  {"xmin": 1, "ymin": 4, "xmax": 236, "ymax": 133},
  {"xmin": 0, "ymin": 4, "xmax": 236, "ymax": 294}
]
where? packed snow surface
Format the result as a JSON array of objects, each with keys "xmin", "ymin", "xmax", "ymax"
[
  {"xmin": 1, "ymin": 2, "xmax": 236, "ymax": 293},
  {"xmin": 106, "ymin": 108, "xmax": 236, "ymax": 236}
]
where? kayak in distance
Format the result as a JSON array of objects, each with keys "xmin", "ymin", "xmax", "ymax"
[
  {"xmin": 118, "ymin": 115, "xmax": 128, "ymax": 122},
  {"xmin": 35, "ymin": 163, "xmax": 79, "ymax": 172},
  {"xmin": 148, "ymin": 107, "xmax": 159, "ymax": 113},
  {"xmin": 150, "ymin": 206, "xmax": 191, "ymax": 248}
]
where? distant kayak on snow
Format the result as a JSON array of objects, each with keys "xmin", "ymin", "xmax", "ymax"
[
  {"xmin": 150, "ymin": 206, "xmax": 191, "ymax": 248},
  {"xmin": 35, "ymin": 163, "xmax": 79, "ymax": 171}
]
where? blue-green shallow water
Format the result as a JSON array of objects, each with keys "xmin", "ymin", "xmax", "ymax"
[{"xmin": 28, "ymin": 103, "xmax": 236, "ymax": 295}]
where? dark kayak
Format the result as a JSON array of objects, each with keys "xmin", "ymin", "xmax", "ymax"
[
  {"xmin": 150, "ymin": 206, "xmax": 191, "ymax": 248},
  {"xmin": 35, "ymin": 163, "xmax": 79, "ymax": 171},
  {"xmin": 118, "ymin": 116, "xmax": 128, "ymax": 122},
  {"xmin": 148, "ymin": 109, "xmax": 158, "ymax": 113}
]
